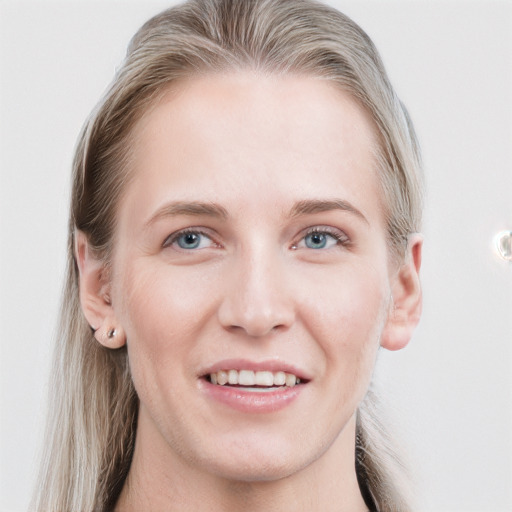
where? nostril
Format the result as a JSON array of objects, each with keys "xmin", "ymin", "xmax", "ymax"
[
  {"xmin": 216, "ymin": 264, "xmax": 296, "ymax": 336},
  {"xmin": 225, "ymin": 320, "xmax": 289, "ymax": 338},
  {"xmin": 218, "ymin": 295, "xmax": 295, "ymax": 335}
]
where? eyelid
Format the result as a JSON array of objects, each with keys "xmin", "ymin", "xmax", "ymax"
[
  {"xmin": 161, "ymin": 225, "xmax": 349, "ymax": 251},
  {"xmin": 162, "ymin": 227, "xmax": 219, "ymax": 249},
  {"xmin": 292, "ymin": 226, "xmax": 350, "ymax": 249}
]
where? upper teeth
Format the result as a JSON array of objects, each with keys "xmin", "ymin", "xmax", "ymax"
[{"xmin": 209, "ymin": 370, "xmax": 300, "ymax": 387}]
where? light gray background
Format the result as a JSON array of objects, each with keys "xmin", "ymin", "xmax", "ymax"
[{"xmin": 1, "ymin": 1, "xmax": 511, "ymax": 511}]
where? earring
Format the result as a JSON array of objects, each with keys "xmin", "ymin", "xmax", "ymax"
[{"xmin": 107, "ymin": 328, "xmax": 117, "ymax": 339}]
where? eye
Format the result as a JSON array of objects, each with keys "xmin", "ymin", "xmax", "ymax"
[
  {"xmin": 293, "ymin": 228, "xmax": 348, "ymax": 250},
  {"xmin": 163, "ymin": 229, "xmax": 216, "ymax": 250},
  {"xmin": 304, "ymin": 232, "xmax": 335, "ymax": 249}
]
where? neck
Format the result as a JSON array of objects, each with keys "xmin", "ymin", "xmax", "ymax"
[{"xmin": 115, "ymin": 410, "xmax": 368, "ymax": 512}]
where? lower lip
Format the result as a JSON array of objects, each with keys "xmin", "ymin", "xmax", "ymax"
[{"xmin": 201, "ymin": 380, "xmax": 303, "ymax": 413}]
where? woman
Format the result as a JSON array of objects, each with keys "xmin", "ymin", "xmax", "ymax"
[{"xmin": 32, "ymin": 0, "xmax": 423, "ymax": 510}]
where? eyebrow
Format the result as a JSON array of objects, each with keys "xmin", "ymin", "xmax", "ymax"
[
  {"xmin": 290, "ymin": 199, "xmax": 369, "ymax": 224},
  {"xmin": 145, "ymin": 201, "xmax": 229, "ymax": 227},
  {"xmin": 144, "ymin": 198, "xmax": 368, "ymax": 228}
]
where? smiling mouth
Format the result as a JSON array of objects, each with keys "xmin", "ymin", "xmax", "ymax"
[{"xmin": 206, "ymin": 369, "xmax": 304, "ymax": 391}]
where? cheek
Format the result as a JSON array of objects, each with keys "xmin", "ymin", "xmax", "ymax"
[
  {"xmin": 299, "ymin": 260, "xmax": 390, "ymax": 383},
  {"xmin": 112, "ymin": 261, "xmax": 218, "ymax": 393},
  {"xmin": 118, "ymin": 259, "xmax": 216, "ymax": 336}
]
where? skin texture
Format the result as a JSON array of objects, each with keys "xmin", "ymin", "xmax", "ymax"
[{"xmin": 76, "ymin": 72, "xmax": 422, "ymax": 511}]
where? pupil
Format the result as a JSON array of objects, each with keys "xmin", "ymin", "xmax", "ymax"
[
  {"xmin": 185, "ymin": 234, "xmax": 197, "ymax": 245},
  {"xmin": 308, "ymin": 233, "xmax": 326, "ymax": 249},
  {"xmin": 178, "ymin": 233, "xmax": 200, "ymax": 249}
]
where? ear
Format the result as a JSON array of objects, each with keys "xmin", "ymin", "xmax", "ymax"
[
  {"xmin": 380, "ymin": 234, "xmax": 423, "ymax": 351},
  {"xmin": 74, "ymin": 230, "xmax": 126, "ymax": 349}
]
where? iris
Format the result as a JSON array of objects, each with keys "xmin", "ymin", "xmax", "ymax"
[
  {"xmin": 305, "ymin": 232, "xmax": 329, "ymax": 249},
  {"xmin": 177, "ymin": 232, "xmax": 202, "ymax": 249}
]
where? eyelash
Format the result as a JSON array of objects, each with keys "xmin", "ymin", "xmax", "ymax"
[
  {"xmin": 162, "ymin": 228, "xmax": 217, "ymax": 249},
  {"xmin": 162, "ymin": 226, "xmax": 349, "ymax": 250},
  {"xmin": 292, "ymin": 226, "xmax": 350, "ymax": 250}
]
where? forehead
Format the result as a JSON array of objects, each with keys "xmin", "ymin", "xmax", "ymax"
[
  {"xmin": 133, "ymin": 71, "xmax": 378, "ymax": 156},
  {"xmin": 123, "ymin": 72, "xmax": 382, "ymax": 224}
]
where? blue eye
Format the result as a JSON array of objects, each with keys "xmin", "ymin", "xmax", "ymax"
[
  {"xmin": 177, "ymin": 232, "xmax": 202, "ymax": 249},
  {"xmin": 296, "ymin": 229, "xmax": 347, "ymax": 250},
  {"xmin": 304, "ymin": 232, "xmax": 331, "ymax": 249},
  {"xmin": 165, "ymin": 230, "xmax": 214, "ymax": 250}
]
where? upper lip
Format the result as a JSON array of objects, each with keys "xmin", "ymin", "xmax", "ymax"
[{"xmin": 200, "ymin": 358, "xmax": 312, "ymax": 381}]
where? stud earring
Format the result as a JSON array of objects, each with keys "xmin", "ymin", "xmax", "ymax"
[{"xmin": 107, "ymin": 328, "xmax": 117, "ymax": 339}]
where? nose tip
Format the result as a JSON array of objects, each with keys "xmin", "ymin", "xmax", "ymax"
[
  {"xmin": 220, "ymin": 303, "xmax": 293, "ymax": 337},
  {"xmin": 217, "ymin": 258, "xmax": 295, "ymax": 338}
]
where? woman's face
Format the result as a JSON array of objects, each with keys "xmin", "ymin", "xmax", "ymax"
[{"xmin": 110, "ymin": 72, "xmax": 395, "ymax": 481}]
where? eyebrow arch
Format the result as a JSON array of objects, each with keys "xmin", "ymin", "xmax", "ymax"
[
  {"xmin": 290, "ymin": 199, "xmax": 368, "ymax": 224},
  {"xmin": 145, "ymin": 201, "xmax": 229, "ymax": 227}
]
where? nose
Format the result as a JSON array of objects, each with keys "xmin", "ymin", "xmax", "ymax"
[{"xmin": 217, "ymin": 247, "xmax": 295, "ymax": 337}]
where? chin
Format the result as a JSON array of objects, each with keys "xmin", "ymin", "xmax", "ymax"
[
  {"xmin": 197, "ymin": 433, "xmax": 320, "ymax": 483},
  {"xmin": 211, "ymin": 458, "xmax": 300, "ymax": 483}
]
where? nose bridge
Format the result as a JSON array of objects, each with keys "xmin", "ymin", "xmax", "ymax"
[{"xmin": 218, "ymin": 241, "xmax": 294, "ymax": 337}]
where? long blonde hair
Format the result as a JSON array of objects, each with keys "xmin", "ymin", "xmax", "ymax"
[{"xmin": 32, "ymin": 1, "xmax": 423, "ymax": 510}]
